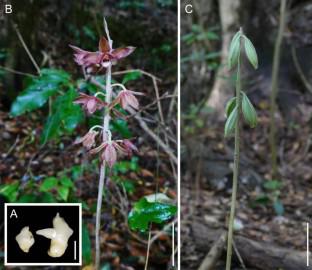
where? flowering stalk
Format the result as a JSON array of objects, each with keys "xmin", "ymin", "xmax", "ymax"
[{"xmin": 70, "ymin": 19, "xmax": 137, "ymax": 269}]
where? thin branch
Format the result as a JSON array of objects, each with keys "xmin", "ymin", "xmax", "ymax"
[
  {"xmin": 291, "ymin": 45, "xmax": 312, "ymax": 94},
  {"xmin": 13, "ymin": 23, "xmax": 41, "ymax": 75},
  {"xmin": 0, "ymin": 65, "xmax": 36, "ymax": 77},
  {"xmin": 112, "ymin": 69, "xmax": 161, "ymax": 81}
]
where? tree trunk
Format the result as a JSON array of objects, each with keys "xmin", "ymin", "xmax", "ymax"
[{"xmin": 207, "ymin": 0, "xmax": 241, "ymax": 118}]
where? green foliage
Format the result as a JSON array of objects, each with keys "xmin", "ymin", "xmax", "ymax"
[
  {"xmin": 0, "ymin": 181, "xmax": 19, "ymax": 202},
  {"xmin": 225, "ymin": 97, "xmax": 236, "ymax": 117},
  {"xmin": 241, "ymin": 91, "xmax": 257, "ymax": 128},
  {"xmin": 122, "ymin": 71, "xmax": 142, "ymax": 84},
  {"xmin": 39, "ymin": 176, "xmax": 74, "ymax": 202},
  {"xmin": 228, "ymin": 31, "xmax": 241, "ymax": 69},
  {"xmin": 110, "ymin": 119, "xmax": 132, "ymax": 138},
  {"xmin": 254, "ymin": 180, "xmax": 284, "ymax": 216},
  {"xmin": 10, "ymin": 68, "xmax": 84, "ymax": 145},
  {"xmin": 10, "ymin": 69, "xmax": 70, "ymax": 116},
  {"xmin": 243, "ymin": 35, "xmax": 258, "ymax": 69},
  {"xmin": 82, "ymin": 222, "xmax": 92, "ymax": 264},
  {"xmin": 224, "ymin": 106, "xmax": 238, "ymax": 137},
  {"xmin": 128, "ymin": 197, "xmax": 177, "ymax": 232},
  {"xmin": 41, "ymin": 87, "xmax": 83, "ymax": 144}
]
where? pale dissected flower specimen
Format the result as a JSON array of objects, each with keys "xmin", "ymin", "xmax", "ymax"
[
  {"xmin": 73, "ymin": 93, "xmax": 106, "ymax": 114},
  {"xmin": 69, "ymin": 37, "xmax": 135, "ymax": 73}
]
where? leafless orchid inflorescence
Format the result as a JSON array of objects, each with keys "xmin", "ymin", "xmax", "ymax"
[{"xmin": 71, "ymin": 36, "xmax": 139, "ymax": 168}]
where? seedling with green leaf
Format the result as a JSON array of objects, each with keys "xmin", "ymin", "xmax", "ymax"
[{"xmin": 225, "ymin": 28, "xmax": 258, "ymax": 270}]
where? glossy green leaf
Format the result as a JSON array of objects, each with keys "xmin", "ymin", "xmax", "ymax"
[
  {"xmin": 57, "ymin": 186, "xmax": 69, "ymax": 201},
  {"xmin": 128, "ymin": 198, "xmax": 177, "ymax": 232},
  {"xmin": 228, "ymin": 31, "xmax": 241, "ymax": 69},
  {"xmin": 82, "ymin": 223, "xmax": 92, "ymax": 264},
  {"xmin": 243, "ymin": 36, "xmax": 258, "ymax": 69},
  {"xmin": 39, "ymin": 177, "xmax": 58, "ymax": 192},
  {"xmin": 10, "ymin": 69, "xmax": 71, "ymax": 116},
  {"xmin": 224, "ymin": 106, "xmax": 238, "ymax": 137},
  {"xmin": 225, "ymin": 97, "xmax": 236, "ymax": 117},
  {"xmin": 242, "ymin": 92, "xmax": 257, "ymax": 128},
  {"xmin": 0, "ymin": 182, "xmax": 19, "ymax": 202}
]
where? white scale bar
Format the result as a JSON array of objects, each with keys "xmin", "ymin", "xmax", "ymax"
[
  {"xmin": 172, "ymin": 222, "xmax": 175, "ymax": 267},
  {"xmin": 74, "ymin": 240, "xmax": 77, "ymax": 261},
  {"xmin": 308, "ymin": 223, "xmax": 309, "ymax": 267}
]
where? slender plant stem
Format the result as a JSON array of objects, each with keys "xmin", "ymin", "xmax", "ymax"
[
  {"xmin": 144, "ymin": 227, "xmax": 152, "ymax": 270},
  {"xmin": 95, "ymin": 64, "xmax": 112, "ymax": 269},
  {"xmin": 269, "ymin": 0, "xmax": 287, "ymax": 179},
  {"xmin": 226, "ymin": 28, "xmax": 242, "ymax": 270},
  {"xmin": 95, "ymin": 19, "xmax": 113, "ymax": 269}
]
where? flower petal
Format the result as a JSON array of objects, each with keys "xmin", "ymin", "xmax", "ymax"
[
  {"xmin": 98, "ymin": 37, "xmax": 111, "ymax": 53},
  {"xmin": 104, "ymin": 144, "xmax": 117, "ymax": 167},
  {"xmin": 111, "ymin": 47, "xmax": 136, "ymax": 60}
]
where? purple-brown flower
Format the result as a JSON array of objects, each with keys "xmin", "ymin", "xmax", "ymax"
[
  {"xmin": 89, "ymin": 141, "xmax": 119, "ymax": 168},
  {"xmin": 122, "ymin": 139, "xmax": 138, "ymax": 156},
  {"xmin": 74, "ymin": 130, "xmax": 98, "ymax": 149},
  {"xmin": 74, "ymin": 93, "xmax": 106, "ymax": 114},
  {"xmin": 69, "ymin": 37, "xmax": 135, "ymax": 73},
  {"xmin": 115, "ymin": 90, "xmax": 142, "ymax": 111}
]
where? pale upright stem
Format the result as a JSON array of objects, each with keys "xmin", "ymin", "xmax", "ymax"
[
  {"xmin": 95, "ymin": 19, "xmax": 113, "ymax": 269},
  {"xmin": 269, "ymin": 0, "xmax": 287, "ymax": 178},
  {"xmin": 226, "ymin": 28, "xmax": 242, "ymax": 270}
]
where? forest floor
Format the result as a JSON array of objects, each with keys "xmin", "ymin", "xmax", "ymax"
[{"xmin": 181, "ymin": 93, "xmax": 312, "ymax": 269}]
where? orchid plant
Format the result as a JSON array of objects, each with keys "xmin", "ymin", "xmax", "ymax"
[
  {"xmin": 225, "ymin": 27, "xmax": 258, "ymax": 270},
  {"xmin": 70, "ymin": 20, "xmax": 140, "ymax": 269}
]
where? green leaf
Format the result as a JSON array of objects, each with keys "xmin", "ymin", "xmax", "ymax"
[
  {"xmin": 17, "ymin": 194, "xmax": 38, "ymax": 203},
  {"xmin": 128, "ymin": 198, "xmax": 177, "ymax": 232},
  {"xmin": 40, "ymin": 88, "xmax": 83, "ymax": 144},
  {"xmin": 110, "ymin": 119, "xmax": 132, "ymax": 138},
  {"xmin": 122, "ymin": 71, "xmax": 142, "ymax": 84},
  {"xmin": 228, "ymin": 31, "xmax": 241, "ymax": 69},
  {"xmin": 225, "ymin": 97, "xmax": 236, "ymax": 117},
  {"xmin": 82, "ymin": 223, "xmax": 92, "ymax": 264},
  {"xmin": 224, "ymin": 106, "xmax": 238, "ymax": 137},
  {"xmin": 39, "ymin": 192, "xmax": 57, "ymax": 203},
  {"xmin": 0, "ymin": 182, "xmax": 19, "ymax": 202},
  {"xmin": 264, "ymin": 180, "xmax": 282, "ymax": 190},
  {"xmin": 144, "ymin": 193, "xmax": 174, "ymax": 204},
  {"xmin": 10, "ymin": 69, "xmax": 71, "ymax": 116},
  {"xmin": 60, "ymin": 177, "xmax": 74, "ymax": 188},
  {"xmin": 241, "ymin": 92, "xmax": 257, "ymax": 128},
  {"xmin": 40, "ymin": 177, "xmax": 58, "ymax": 192},
  {"xmin": 40, "ymin": 113, "xmax": 62, "ymax": 145},
  {"xmin": 273, "ymin": 200, "xmax": 284, "ymax": 216},
  {"xmin": 57, "ymin": 186, "xmax": 70, "ymax": 201},
  {"xmin": 243, "ymin": 36, "xmax": 258, "ymax": 69}
]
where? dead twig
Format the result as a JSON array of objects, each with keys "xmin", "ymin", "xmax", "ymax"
[
  {"xmin": 13, "ymin": 23, "xmax": 41, "ymax": 75},
  {"xmin": 197, "ymin": 232, "xmax": 227, "ymax": 270}
]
